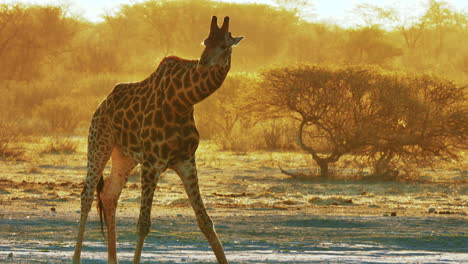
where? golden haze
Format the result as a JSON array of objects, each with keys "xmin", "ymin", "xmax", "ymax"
[{"xmin": 0, "ymin": 0, "xmax": 467, "ymax": 180}]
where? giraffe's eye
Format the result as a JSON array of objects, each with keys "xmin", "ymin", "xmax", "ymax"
[{"xmin": 221, "ymin": 44, "xmax": 228, "ymax": 49}]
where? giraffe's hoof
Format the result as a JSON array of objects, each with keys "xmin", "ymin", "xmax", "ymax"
[{"xmin": 71, "ymin": 255, "xmax": 81, "ymax": 264}]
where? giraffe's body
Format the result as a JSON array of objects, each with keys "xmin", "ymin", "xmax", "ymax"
[
  {"xmin": 93, "ymin": 57, "xmax": 228, "ymax": 166},
  {"xmin": 72, "ymin": 16, "xmax": 242, "ymax": 264}
]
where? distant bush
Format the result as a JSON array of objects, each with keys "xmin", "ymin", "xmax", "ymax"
[
  {"xmin": 0, "ymin": 4, "xmax": 79, "ymax": 81},
  {"xmin": 196, "ymin": 73, "xmax": 257, "ymax": 139},
  {"xmin": 196, "ymin": 72, "xmax": 302, "ymax": 152},
  {"xmin": 33, "ymin": 97, "xmax": 86, "ymax": 134},
  {"xmin": 211, "ymin": 119, "xmax": 299, "ymax": 152},
  {"xmin": 0, "ymin": 123, "xmax": 24, "ymax": 160},
  {"xmin": 260, "ymin": 120, "xmax": 297, "ymax": 151},
  {"xmin": 41, "ymin": 137, "xmax": 78, "ymax": 154},
  {"xmin": 213, "ymin": 128, "xmax": 255, "ymax": 153}
]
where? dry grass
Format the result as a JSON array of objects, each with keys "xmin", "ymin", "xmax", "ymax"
[
  {"xmin": 0, "ymin": 123, "xmax": 25, "ymax": 160},
  {"xmin": 33, "ymin": 97, "xmax": 85, "ymax": 134},
  {"xmin": 0, "ymin": 141, "xmax": 24, "ymax": 160},
  {"xmin": 41, "ymin": 137, "xmax": 78, "ymax": 154},
  {"xmin": 212, "ymin": 120, "xmax": 300, "ymax": 153}
]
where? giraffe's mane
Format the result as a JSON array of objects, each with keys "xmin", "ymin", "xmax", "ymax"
[{"xmin": 161, "ymin": 56, "xmax": 198, "ymax": 64}]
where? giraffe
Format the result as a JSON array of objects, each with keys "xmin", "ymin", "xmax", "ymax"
[{"xmin": 72, "ymin": 16, "xmax": 243, "ymax": 264}]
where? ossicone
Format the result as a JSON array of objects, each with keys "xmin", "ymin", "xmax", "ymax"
[
  {"xmin": 210, "ymin": 16, "xmax": 218, "ymax": 33},
  {"xmin": 221, "ymin": 16, "xmax": 229, "ymax": 32},
  {"xmin": 209, "ymin": 16, "xmax": 230, "ymax": 35}
]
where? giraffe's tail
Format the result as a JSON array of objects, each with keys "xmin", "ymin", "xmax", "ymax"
[{"xmin": 96, "ymin": 175, "xmax": 105, "ymax": 238}]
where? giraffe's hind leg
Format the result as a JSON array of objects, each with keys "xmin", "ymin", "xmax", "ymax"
[
  {"xmin": 73, "ymin": 123, "xmax": 113, "ymax": 264},
  {"xmin": 99, "ymin": 146, "xmax": 136, "ymax": 264}
]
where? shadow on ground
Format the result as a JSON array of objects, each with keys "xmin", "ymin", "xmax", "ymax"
[{"xmin": 0, "ymin": 213, "xmax": 467, "ymax": 263}]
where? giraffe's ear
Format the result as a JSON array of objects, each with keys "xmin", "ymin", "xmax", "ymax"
[{"xmin": 232, "ymin": 36, "xmax": 243, "ymax": 46}]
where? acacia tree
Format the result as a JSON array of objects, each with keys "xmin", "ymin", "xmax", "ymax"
[
  {"xmin": 421, "ymin": 0, "xmax": 453, "ymax": 58},
  {"xmin": 353, "ymin": 3, "xmax": 427, "ymax": 51},
  {"xmin": 352, "ymin": 0, "xmax": 468, "ymax": 72},
  {"xmin": 0, "ymin": 4, "xmax": 78, "ymax": 81},
  {"xmin": 344, "ymin": 27, "xmax": 402, "ymax": 64},
  {"xmin": 257, "ymin": 64, "xmax": 467, "ymax": 179},
  {"xmin": 257, "ymin": 65, "xmax": 381, "ymax": 178}
]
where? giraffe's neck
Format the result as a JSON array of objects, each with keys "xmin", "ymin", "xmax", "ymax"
[{"xmin": 149, "ymin": 56, "xmax": 230, "ymax": 113}]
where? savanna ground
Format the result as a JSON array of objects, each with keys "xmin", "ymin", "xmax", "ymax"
[{"xmin": 0, "ymin": 137, "xmax": 466, "ymax": 263}]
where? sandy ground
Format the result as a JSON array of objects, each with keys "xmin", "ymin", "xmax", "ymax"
[
  {"xmin": 0, "ymin": 139, "xmax": 467, "ymax": 263},
  {"xmin": 1, "ymin": 213, "xmax": 467, "ymax": 263}
]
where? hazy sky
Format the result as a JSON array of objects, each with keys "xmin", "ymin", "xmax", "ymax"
[{"xmin": 4, "ymin": 0, "xmax": 468, "ymax": 26}]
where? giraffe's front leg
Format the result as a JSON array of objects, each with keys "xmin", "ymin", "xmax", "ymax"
[
  {"xmin": 172, "ymin": 158, "xmax": 228, "ymax": 264},
  {"xmin": 133, "ymin": 161, "xmax": 161, "ymax": 264}
]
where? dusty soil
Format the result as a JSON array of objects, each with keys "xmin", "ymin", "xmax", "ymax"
[{"xmin": 0, "ymin": 139, "xmax": 467, "ymax": 263}]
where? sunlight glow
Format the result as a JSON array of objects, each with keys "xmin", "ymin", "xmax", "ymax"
[{"xmin": 4, "ymin": 0, "xmax": 467, "ymax": 26}]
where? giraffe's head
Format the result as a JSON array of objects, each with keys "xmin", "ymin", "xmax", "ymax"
[{"xmin": 199, "ymin": 16, "xmax": 243, "ymax": 67}]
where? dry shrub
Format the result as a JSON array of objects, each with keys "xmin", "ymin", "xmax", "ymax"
[
  {"xmin": 213, "ymin": 117, "xmax": 258, "ymax": 152},
  {"xmin": 0, "ymin": 123, "xmax": 24, "ymax": 160},
  {"xmin": 196, "ymin": 72, "xmax": 258, "ymax": 139},
  {"xmin": 41, "ymin": 137, "xmax": 78, "ymax": 154},
  {"xmin": 33, "ymin": 97, "xmax": 87, "ymax": 134},
  {"xmin": 214, "ymin": 129, "xmax": 256, "ymax": 153},
  {"xmin": 261, "ymin": 120, "xmax": 297, "ymax": 151},
  {"xmin": 2, "ymin": 72, "xmax": 124, "ymax": 136},
  {"xmin": 213, "ymin": 119, "xmax": 299, "ymax": 152},
  {"xmin": 7, "ymin": 80, "xmax": 64, "ymax": 113}
]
